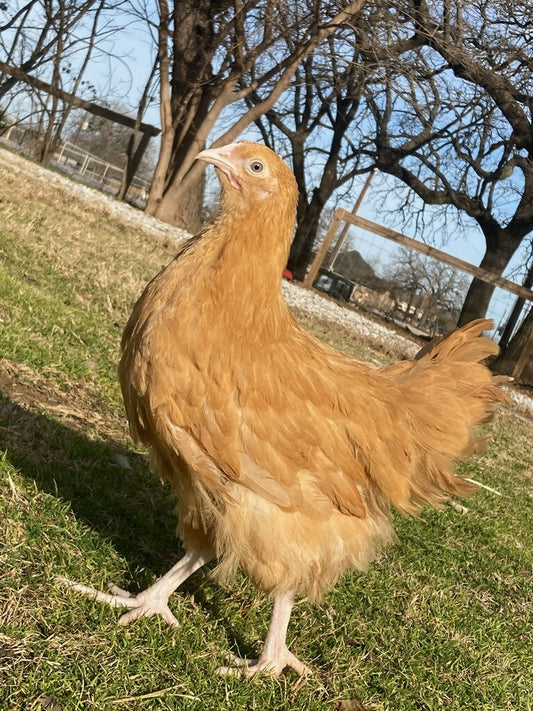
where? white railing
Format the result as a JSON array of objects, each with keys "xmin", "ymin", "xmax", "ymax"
[
  {"xmin": 53, "ymin": 141, "xmax": 150, "ymax": 206},
  {"xmin": 0, "ymin": 126, "xmax": 151, "ymax": 207}
]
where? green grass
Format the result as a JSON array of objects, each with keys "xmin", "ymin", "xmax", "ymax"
[{"xmin": 1, "ymin": 148, "xmax": 532, "ymax": 710}]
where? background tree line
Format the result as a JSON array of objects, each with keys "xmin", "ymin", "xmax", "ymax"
[{"xmin": 1, "ymin": 0, "xmax": 532, "ymax": 373}]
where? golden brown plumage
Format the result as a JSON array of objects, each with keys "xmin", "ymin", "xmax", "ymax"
[{"xmin": 65, "ymin": 141, "xmax": 508, "ymax": 677}]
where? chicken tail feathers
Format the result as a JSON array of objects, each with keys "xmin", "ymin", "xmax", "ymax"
[
  {"xmin": 417, "ymin": 318, "xmax": 498, "ymax": 364},
  {"xmin": 380, "ymin": 318, "xmax": 509, "ymax": 515}
]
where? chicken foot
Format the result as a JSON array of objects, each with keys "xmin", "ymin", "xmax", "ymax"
[
  {"xmin": 218, "ymin": 590, "xmax": 311, "ymax": 677},
  {"xmin": 57, "ymin": 548, "xmax": 213, "ymax": 627}
]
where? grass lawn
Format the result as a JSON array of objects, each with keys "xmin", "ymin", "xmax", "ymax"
[{"xmin": 1, "ymin": 148, "xmax": 532, "ymax": 711}]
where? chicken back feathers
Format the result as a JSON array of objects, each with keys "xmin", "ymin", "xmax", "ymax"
[{"xmin": 119, "ymin": 141, "xmax": 508, "ymax": 602}]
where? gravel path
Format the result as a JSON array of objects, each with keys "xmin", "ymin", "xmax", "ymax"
[
  {"xmin": 281, "ymin": 280, "xmax": 419, "ymax": 359},
  {"xmin": 2, "ymin": 145, "xmax": 531, "ymax": 418},
  {"xmin": 1, "ymin": 145, "xmax": 190, "ymax": 244}
]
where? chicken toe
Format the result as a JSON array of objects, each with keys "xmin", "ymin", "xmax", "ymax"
[
  {"xmin": 57, "ymin": 549, "xmax": 212, "ymax": 627},
  {"xmin": 217, "ymin": 590, "xmax": 310, "ymax": 677},
  {"xmin": 217, "ymin": 648, "xmax": 311, "ymax": 677}
]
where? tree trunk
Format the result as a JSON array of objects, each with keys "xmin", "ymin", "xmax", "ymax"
[
  {"xmin": 144, "ymin": 0, "xmax": 215, "ymax": 228},
  {"xmin": 492, "ymin": 304, "xmax": 533, "ymax": 380},
  {"xmin": 152, "ymin": 166, "xmax": 205, "ymax": 233},
  {"xmin": 39, "ymin": 101, "xmax": 56, "ymax": 164},
  {"xmin": 492, "ymin": 258, "xmax": 533, "ymax": 379},
  {"xmin": 497, "ymin": 260, "xmax": 533, "ymax": 349},
  {"xmin": 457, "ymin": 238, "xmax": 521, "ymax": 326},
  {"xmin": 287, "ymin": 191, "xmax": 325, "ymax": 281}
]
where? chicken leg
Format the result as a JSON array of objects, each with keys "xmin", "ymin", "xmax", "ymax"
[
  {"xmin": 218, "ymin": 590, "xmax": 311, "ymax": 677},
  {"xmin": 57, "ymin": 548, "xmax": 213, "ymax": 626}
]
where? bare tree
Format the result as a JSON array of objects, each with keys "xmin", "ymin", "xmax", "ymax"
[
  {"xmin": 69, "ymin": 102, "xmax": 152, "ymax": 171},
  {"xmin": 1, "ymin": 0, "xmax": 130, "ymax": 161},
  {"xmin": 352, "ymin": 0, "xmax": 533, "ymax": 326},
  {"xmin": 1, "ymin": 0, "xmax": 109, "ymax": 98},
  {"xmin": 117, "ymin": 54, "xmax": 159, "ymax": 200},
  {"xmin": 387, "ymin": 248, "xmax": 469, "ymax": 330},
  {"xmin": 144, "ymin": 0, "xmax": 366, "ymax": 233}
]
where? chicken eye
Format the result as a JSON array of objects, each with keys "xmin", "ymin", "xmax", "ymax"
[{"xmin": 249, "ymin": 160, "xmax": 264, "ymax": 174}]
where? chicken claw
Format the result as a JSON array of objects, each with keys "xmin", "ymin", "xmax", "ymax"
[
  {"xmin": 217, "ymin": 590, "xmax": 310, "ymax": 677},
  {"xmin": 56, "ymin": 549, "xmax": 212, "ymax": 628},
  {"xmin": 217, "ymin": 650, "xmax": 311, "ymax": 678},
  {"xmin": 56, "ymin": 577, "xmax": 181, "ymax": 626}
]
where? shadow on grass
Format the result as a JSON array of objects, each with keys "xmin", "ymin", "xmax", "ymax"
[{"xmin": 0, "ymin": 391, "xmax": 191, "ymax": 581}]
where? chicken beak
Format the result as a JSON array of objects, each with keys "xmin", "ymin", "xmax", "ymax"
[{"xmin": 196, "ymin": 146, "xmax": 242, "ymax": 191}]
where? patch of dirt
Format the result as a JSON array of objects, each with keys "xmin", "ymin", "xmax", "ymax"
[{"xmin": 0, "ymin": 359, "xmax": 126, "ymax": 441}]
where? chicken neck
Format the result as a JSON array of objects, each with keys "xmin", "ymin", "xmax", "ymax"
[{"xmin": 190, "ymin": 208, "xmax": 294, "ymax": 341}]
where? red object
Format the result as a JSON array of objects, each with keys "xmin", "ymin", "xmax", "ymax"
[{"xmin": 282, "ymin": 268, "xmax": 293, "ymax": 280}]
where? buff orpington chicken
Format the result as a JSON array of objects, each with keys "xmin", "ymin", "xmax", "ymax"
[{"xmin": 62, "ymin": 141, "xmax": 508, "ymax": 677}]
